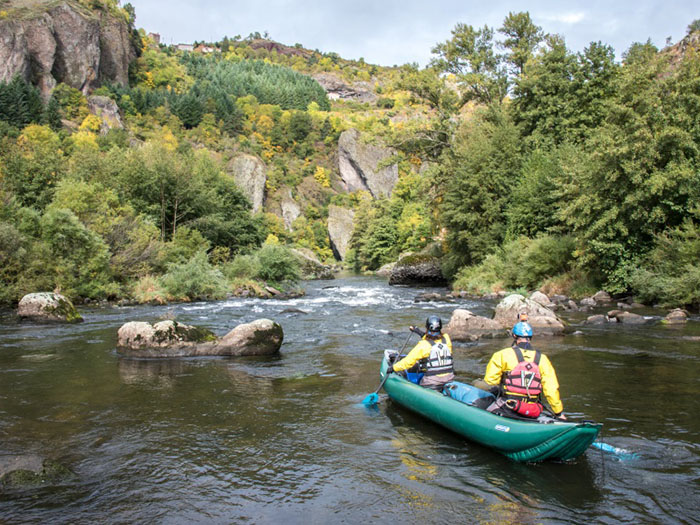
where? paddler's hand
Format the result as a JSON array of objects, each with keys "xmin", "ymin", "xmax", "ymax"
[{"xmin": 556, "ymin": 412, "xmax": 567, "ymax": 420}]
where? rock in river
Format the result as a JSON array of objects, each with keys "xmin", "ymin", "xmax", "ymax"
[
  {"xmin": 117, "ymin": 319, "xmax": 283, "ymax": 358},
  {"xmin": 444, "ymin": 309, "xmax": 505, "ymax": 341},
  {"xmin": 17, "ymin": 292, "xmax": 83, "ymax": 323},
  {"xmin": 389, "ymin": 253, "xmax": 446, "ymax": 286},
  {"xmin": 493, "ymin": 294, "xmax": 565, "ymax": 335}
]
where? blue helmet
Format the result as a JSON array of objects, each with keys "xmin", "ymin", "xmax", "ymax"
[{"xmin": 512, "ymin": 322, "xmax": 533, "ymax": 338}]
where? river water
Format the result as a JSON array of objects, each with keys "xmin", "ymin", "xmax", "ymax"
[{"xmin": 0, "ymin": 276, "xmax": 698, "ymax": 523}]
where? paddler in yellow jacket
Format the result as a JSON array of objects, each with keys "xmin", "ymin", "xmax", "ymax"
[
  {"xmin": 482, "ymin": 317, "xmax": 566, "ymax": 419},
  {"xmin": 387, "ymin": 316, "xmax": 454, "ymax": 391}
]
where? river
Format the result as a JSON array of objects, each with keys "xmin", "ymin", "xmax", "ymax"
[{"xmin": 0, "ymin": 276, "xmax": 698, "ymax": 523}]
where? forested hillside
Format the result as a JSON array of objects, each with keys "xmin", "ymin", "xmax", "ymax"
[{"xmin": 1, "ymin": 2, "xmax": 699, "ymax": 309}]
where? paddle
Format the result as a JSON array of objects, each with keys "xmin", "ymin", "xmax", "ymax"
[
  {"xmin": 590, "ymin": 441, "xmax": 639, "ymax": 460},
  {"xmin": 362, "ymin": 329, "xmax": 415, "ymax": 406}
]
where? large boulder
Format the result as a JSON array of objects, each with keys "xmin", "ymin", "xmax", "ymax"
[
  {"xmin": 87, "ymin": 95, "xmax": 123, "ymax": 134},
  {"xmin": 229, "ymin": 154, "xmax": 266, "ymax": 213},
  {"xmin": 444, "ymin": 309, "xmax": 505, "ymax": 341},
  {"xmin": 592, "ymin": 290, "xmax": 613, "ymax": 304},
  {"xmin": 337, "ymin": 129, "xmax": 398, "ymax": 198},
  {"xmin": 388, "ymin": 253, "xmax": 446, "ymax": 286},
  {"xmin": 17, "ymin": 292, "xmax": 83, "ymax": 323},
  {"xmin": 663, "ymin": 308, "xmax": 688, "ymax": 324},
  {"xmin": 117, "ymin": 319, "xmax": 283, "ymax": 358},
  {"xmin": 529, "ymin": 291, "xmax": 553, "ymax": 308},
  {"xmin": 376, "ymin": 262, "xmax": 395, "ymax": 277},
  {"xmin": 0, "ymin": 3, "xmax": 136, "ymax": 98},
  {"xmin": 0, "ymin": 455, "xmax": 73, "ymax": 490},
  {"xmin": 290, "ymin": 247, "xmax": 335, "ymax": 280},
  {"xmin": 493, "ymin": 294, "xmax": 565, "ymax": 335},
  {"xmin": 211, "ymin": 319, "xmax": 284, "ymax": 356},
  {"xmin": 327, "ymin": 205, "xmax": 355, "ymax": 261}
]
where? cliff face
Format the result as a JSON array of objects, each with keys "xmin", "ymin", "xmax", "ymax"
[{"xmin": 0, "ymin": 1, "xmax": 136, "ymax": 98}]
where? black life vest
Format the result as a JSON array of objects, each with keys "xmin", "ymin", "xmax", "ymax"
[
  {"xmin": 422, "ymin": 335, "xmax": 454, "ymax": 376},
  {"xmin": 503, "ymin": 346, "xmax": 542, "ymax": 400}
]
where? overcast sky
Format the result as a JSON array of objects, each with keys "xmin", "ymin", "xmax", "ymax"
[{"xmin": 127, "ymin": 1, "xmax": 699, "ymax": 66}]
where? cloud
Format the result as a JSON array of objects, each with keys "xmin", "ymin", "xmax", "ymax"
[{"xmin": 541, "ymin": 12, "xmax": 586, "ymax": 25}]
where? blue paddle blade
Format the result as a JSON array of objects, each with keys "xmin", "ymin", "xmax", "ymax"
[
  {"xmin": 362, "ymin": 393, "xmax": 379, "ymax": 405},
  {"xmin": 590, "ymin": 441, "xmax": 639, "ymax": 461}
]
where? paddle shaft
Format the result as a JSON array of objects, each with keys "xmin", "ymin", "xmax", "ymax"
[{"xmin": 374, "ymin": 330, "xmax": 414, "ymax": 394}]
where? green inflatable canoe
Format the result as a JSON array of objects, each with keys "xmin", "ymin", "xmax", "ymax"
[{"xmin": 380, "ymin": 352, "xmax": 601, "ymax": 462}]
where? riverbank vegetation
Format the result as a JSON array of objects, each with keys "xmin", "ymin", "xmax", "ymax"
[{"xmin": 0, "ymin": 4, "xmax": 699, "ymax": 308}]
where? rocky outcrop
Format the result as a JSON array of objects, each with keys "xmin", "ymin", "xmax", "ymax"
[
  {"xmin": 229, "ymin": 154, "xmax": 266, "ymax": 213},
  {"xmin": 87, "ymin": 95, "xmax": 122, "ymax": 134},
  {"xmin": 313, "ymin": 73, "xmax": 377, "ymax": 103},
  {"xmin": 0, "ymin": 455, "xmax": 73, "ymax": 489},
  {"xmin": 117, "ymin": 319, "xmax": 283, "ymax": 358},
  {"xmin": 327, "ymin": 205, "xmax": 355, "ymax": 261},
  {"xmin": 338, "ymin": 129, "xmax": 398, "ymax": 198},
  {"xmin": 280, "ymin": 190, "xmax": 301, "ymax": 230},
  {"xmin": 388, "ymin": 254, "xmax": 446, "ymax": 286},
  {"xmin": 493, "ymin": 294, "xmax": 565, "ymax": 335},
  {"xmin": 290, "ymin": 247, "xmax": 335, "ymax": 280},
  {"xmin": 17, "ymin": 292, "xmax": 83, "ymax": 323},
  {"xmin": 444, "ymin": 309, "xmax": 505, "ymax": 341},
  {"xmin": 0, "ymin": 2, "xmax": 136, "ymax": 98}
]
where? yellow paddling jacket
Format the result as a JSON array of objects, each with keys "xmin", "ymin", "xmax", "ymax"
[
  {"xmin": 484, "ymin": 343, "xmax": 564, "ymax": 414},
  {"xmin": 393, "ymin": 334, "xmax": 454, "ymax": 377}
]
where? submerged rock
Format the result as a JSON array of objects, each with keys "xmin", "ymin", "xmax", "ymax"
[
  {"xmin": 584, "ymin": 314, "xmax": 608, "ymax": 325},
  {"xmin": 17, "ymin": 292, "xmax": 83, "ymax": 323},
  {"xmin": 444, "ymin": 309, "xmax": 505, "ymax": 341},
  {"xmin": 117, "ymin": 319, "xmax": 283, "ymax": 358},
  {"xmin": 0, "ymin": 455, "xmax": 73, "ymax": 490},
  {"xmin": 607, "ymin": 311, "xmax": 647, "ymax": 324}
]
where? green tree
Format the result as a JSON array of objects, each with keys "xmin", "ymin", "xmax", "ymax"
[
  {"xmin": 431, "ymin": 23, "xmax": 508, "ymax": 105},
  {"xmin": 441, "ymin": 106, "xmax": 522, "ymax": 274},
  {"xmin": 499, "ymin": 11, "xmax": 544, "ymax": 77}
]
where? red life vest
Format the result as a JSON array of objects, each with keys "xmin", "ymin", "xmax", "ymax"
[{"xmin": 503, "ymin": 346, "xmax": 542, "ymax": 400}]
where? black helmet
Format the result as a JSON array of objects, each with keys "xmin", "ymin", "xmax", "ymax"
[{"xmin": 426, "ymin": 315, "xmax": 442, "ymax": 337}]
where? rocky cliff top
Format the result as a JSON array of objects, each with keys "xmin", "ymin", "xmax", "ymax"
[{"xmin": 0, "ymin": 0, "xmax": 137, "ymax": 98}]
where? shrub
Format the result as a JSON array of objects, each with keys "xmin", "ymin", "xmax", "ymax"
[
  {"xmin": 222, "ymin": 254, "xmax": 261, "ymax": 280},
  {"xmin": 255, "ymin": 243, "xmax": 301, "ymax": 284},
  {"xmin": 160, "ymin": 251, "xmax": 229, "ymax": 301},
  {"xmin": 376, "ymin": 97, "xmax": 395, "ymax": 109},
  {"xmin": 629, "ymin": 221, "xmax": 700, "ymax": 307},
  {"xmin": 131, "ymin": 275, "xmax": 168, "ymax": 304}
]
